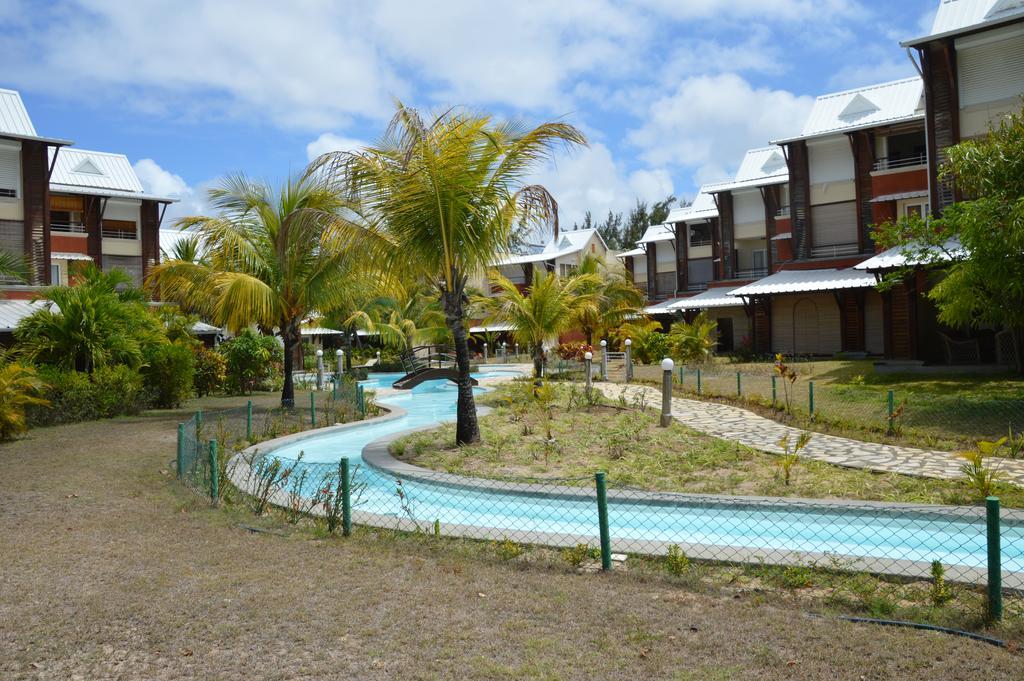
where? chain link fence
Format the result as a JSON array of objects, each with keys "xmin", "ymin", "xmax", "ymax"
[{"xmin": 627, "ymin": 364, "xmax": 1024, "ymax": 449}]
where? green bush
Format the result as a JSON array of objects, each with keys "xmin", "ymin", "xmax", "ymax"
[
  {"xmin": 220, "ymin": 330, "xmax": 283, "ymax": 394},
  {"xmin": 28, "ymin": 365, "xmax": 147, "ymax": 426},
  {"xmin": 193, "ymin": 345, "xmax": 227, "ymax": 397},
  {"xmin": 143, "ymin": 343, "xmax": 196, "ymax": 408},
  {"xmin": 631, "ymin": 329, "xmax": 669, "ymax": 365}
]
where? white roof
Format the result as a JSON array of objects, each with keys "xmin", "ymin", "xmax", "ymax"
[
  {"xmin": 853, "ymin": 238, "xmax": 964, "ymax": 270},
  {"xmin": 668, "ymin": 286, "xmax": 745, "ymax": 310},
  {"xmin": 494, "ymin": 228, "xmax": 603, "ymax": 266},
  {"xmin": 905, "ymin": 0, "xmax": 1024, "ymax": 45},
  {"xmin": 49, "ymin": 148, "xmax": 144, "ymax": 193},
  {"xmin": 775, "ymin": 78, "xmax": 924, "ymax": 143},
  {"xmin": 617, "ymin": 247, "xmax": 646, "ymax": 258},
  {"xmin": 729, "ymin": 268, "xmax": 877, "ymax": 296},
  {"xmin": 0, "ymin": 299, "xmax": 51, "ymax": 332},
  {"xmin": 704, "ymin": 146, "xmax": 789, "ymax": 193},
  {"xmin": 51, "ymin": 251, "xmax": 93, "ymax": 262},
  {"xmin": 469, "ymin": 323, "xmax": 515, "ymax": 333},
  {"xmin": 638, "ymin": 223, "xmax": 674, "ymax": 244},
  {"xmin": 301, "ymin": 327, "xmax": 344, "ymax": 336},
  {"xmin": 192, "ymin": 321, "xmax": 221, "ymax": 335},
  {"xmin": 643, "ymin": 298, "xmax": 684, "ymax": 315},
  {"xmin": 667, "ymin": 188, "xmax": 719, "ymax": 224},
  {"xmin": 0, "ymin": 88, "xmax": 36, "ymax": 138},
  {"xmin": 870, "ymin": 190, "xmax": 929, "ymax": 203}
]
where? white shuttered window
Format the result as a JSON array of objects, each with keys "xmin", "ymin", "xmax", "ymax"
[
  {"xmin": 811, "ymin": 201, "xmax": 857, "ymax": 247},
  {"xmin": 0, "ymin": 147, "xmax": 19, "ymax": 198},
  {"xmin": 957, "ymin": 29, "xmax": 1024, "ymax": 108}
]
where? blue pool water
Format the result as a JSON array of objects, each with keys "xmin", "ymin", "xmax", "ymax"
[
  {"xmin": 263, "ymin": 376, "xmax": 1024, "ymax": 578},
  {"xmin": 358, "ymin": 369, "xmax": 522, "ymax": 389}
]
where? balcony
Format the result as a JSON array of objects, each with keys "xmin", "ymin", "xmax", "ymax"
[
  {"xmin": 101, "ymin": 227, "xmax": 137, "ymax": 240},
  {"xmin": 810, "ymin": 243, "xmax": 860, "ymax": 258},
  {"xmin": 689, "ymin": 238, "xmax": 712, "ymax": 248},
  {"xmin": 775, "ymin": 206, "xmax": 790, "ymax": 218},
  {"xmin": 873, "ymin": 154, "xmax": 926, "ymax": 172},
  {"xmin": 687, "ymin": 282, "xmax": 709, "ymax": 292},
  {"xmin": 735, "ymin": 267, "xmax": 768, "ymax": 280},
  {"xmin": 51, "ymin": 221, "xmax": 86, "ymax": 235}
]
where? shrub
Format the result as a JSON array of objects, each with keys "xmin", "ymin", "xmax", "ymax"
[
  {"xmin": 665, "ymin": 544, "xmax": 690, "ymax": 575},
  {"xmin": 28, "ymin": 365, "xmax": 147, "ymax": 426},
  {"xmin": 555, "ymin": 342, "xmax": 593, "ymax": 361},
  {"xmin": 0, "ymin": 363, "xmax": 50, "ymax": 439},
  {"xmin": 666, "ymin": 313, "xmax": 717, "ymax": 364},
  {"xmin": 193, "ymin": 345, "xmax": 227, "ymax": 397},
  {"xmin": 220, "ymin": 330, "xmax": 283, "ymax": 394},
  {"xmin": 143, "ymin": 343, "xmax": 196, "ymax": 408},
  {"xmin": 630, "ymin": 329, "xmax": 669, "ymax": 365}
]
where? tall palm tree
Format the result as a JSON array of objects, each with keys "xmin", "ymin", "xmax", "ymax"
[
  {"xmin": 317, "ymin": 104, "xmax": 585, "ymax": 444},
  {"xmin": 477, "ymin": 268, "xmax": 598, "ymax": 378},
  {"xmin": 160, "ymin": 232, "xmax": 207, "ymax": 264},
  {"xmin": 147, "ymin": 170, "xmax": 383, "ymax": 407},
  {"xmin": 571, "ymin": 253, "xmax": 644, "ymax": 345}
]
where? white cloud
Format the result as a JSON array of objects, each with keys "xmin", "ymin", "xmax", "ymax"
[
  {"xmin": 133, "ymin": 158, "xmax": 213, "ymax": 225},
  {"xmin": 530, "ymin": 143, "xmax": 674, "ymax": 229},
  {"xmin": 305, "ymin": 133, "xmax": 369, "ymax": 162},
  {"xmin": 628, "ymin": 73, "xmax": 814, "ymax": 189}
]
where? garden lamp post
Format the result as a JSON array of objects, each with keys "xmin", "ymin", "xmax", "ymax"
[
  {"xmin": 336, "ymin": 349, "xmax": 344, "ymax": 376},
  {"xmin": 584, "ymin": 351, "xmax": 593, "ymax": 391},
  {"xmin": 483, "ymin": 342, "xmax": 488, "ymax": 362},
  {"xmin": 514, "ymin": 342, "xmax": 519, "ymax": 359},
  {"xmin": 502, "ymin": 341, "xmax": 507, "ymax": 363},
  {"xmin": 660, "ymin": 357, "xmax": 674, "ymax": 427},
  {"xmin": 316, "ymin": 349, "xmax": 324, "ymax": 391},
  {"xmin": 600, "ymin": 339, "xmax": 608, "ymax": 381},
  {"xmin": 624, "ymin": 338, "xmax": 633, "ymax": 383},
  {"xmin": 375, "ymin": 350, "xmax": 381, "ymax": 367}
]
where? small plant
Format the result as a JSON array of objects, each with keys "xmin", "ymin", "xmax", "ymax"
[
  {"xmin": 888, "ymin": 400, "xmax": 907, "ymax": 436},
  {"xmin": 848, "ymin": 374, "xmax": 865, "ymax": 386},
  {"xmin": 606, "ymin": 412, "xmax": 646, "ymax": 460},
  {"xmin": 929, "ymin": 560, "xmax": 953, "ymax": 607},
  {"xmin": 775, "ymin": 431, "xmax": 812, "ymax": 486},
  {"xmin": 494, "ymin": 538, "xmax": 524, "ymax": 560},
  {"xmin": 562, "ymin": 543, "xmax": 593, "ymax": 567},
  {"xmin": 665, "ymin": 544, "xmax": 690, "ymax": 575},
  {"xmin": 773, "ymin": 353, "xmax": 798, "ymax": 411},
  {"xmin": 1005, "ymin": 426, "xmax": 1024, "ymax": 458},
  {"xmin": 959, "ymin": 438, "xmax": 1005, "ymax": 500}
]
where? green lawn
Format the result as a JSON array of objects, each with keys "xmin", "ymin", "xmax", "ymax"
[{"xmin": 391, "ymin": 382, "xmax": 1024, "ymax": 507}]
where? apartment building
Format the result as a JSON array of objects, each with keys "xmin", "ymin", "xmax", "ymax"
[
  {"xmin": 0, "ymin": 88, "xmax": 175, "ymax": 297},
  {"xmin": 488, "ymin": 227, "xmax": 610, "ymax": 293}
]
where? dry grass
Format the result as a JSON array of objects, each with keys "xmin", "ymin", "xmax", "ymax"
[{"xmin": 1, "ymin": 391, "xmax": 1022, "ymax": 679}]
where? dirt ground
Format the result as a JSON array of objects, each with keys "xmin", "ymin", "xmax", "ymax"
[{"xmin": 1, "ymin": 393, "xmax": 1021, "ymax": 680}]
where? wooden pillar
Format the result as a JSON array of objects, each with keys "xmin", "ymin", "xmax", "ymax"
[
  {"xmin": 674, "ymin": 222, "xmax": 688, "ymax": 294},
  {"xmin": 20, "ymin": 141, "xmax": 50, "ymax": 285},
  {"xmin": 646, "ymin": 245, "xmax": 657, "ymax": 299},
  {"xmin": 140, "ymin": 199, "xmax": 160, "ymax": 289}
]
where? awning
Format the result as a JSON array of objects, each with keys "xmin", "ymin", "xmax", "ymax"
[
  {"xmin": 51, "ymin": 251, "xmax": 93, "ymax": 261},
  {"xmin": 668, "ymin": 287, "xmax": 744, "ymax": 311},
  {"xmin": 617, "ymin": 247, "xmax": 645, "ymax": 258},
  {"xmin": 770, "ymin": 232, "xmax": 792, "ymax": 241},
  {"xmin": 469, "ymin": 323, "xmax": 515, "ymax": 333},
  {"xmin": 191, "ymin": 321, "xmax": 221, "ymax": 335},
  {"xmin": 643, "ymin": 298, "xmax": 685, "ymax": 315},
  {"xmin": 0, "ymin": 299, "xmax": 51, "ymax": 332},
  {"xmin": 853, "ymin": 238, "xmax": 963, "ymax": 271},
  {"xmin": 870, "ymin": 190, "xmax": 928, "ymax": 203},
  {"xmin": 301, "ymin": 327, "xmax": 344, "ymax": 336},
  {"xmin": 729, "ymin": 268, "xmax": 877, "ymax": 296}
]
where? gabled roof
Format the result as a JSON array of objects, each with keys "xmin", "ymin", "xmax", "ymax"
[
  {"xmin": 49, "ymin": 148, "xmax": 144, "ymax": 193},
  {"xmin": 668, "ymin": 286, "xmax": 745, "ymax": 311},
  {"xmin": 904, "ymin": 0, "xmax": 1024, "ymax": 46},
  {"xmin": 616, "ymin": 247, "xmax": 646, "ymax": 258},
  {"xmin": 774, "ymin": 78, "xmax": 924, "ymax": 144},
  {"xmin": 729, "ymin": 268, "xmax": 877, "ymax": 296},
  {"xmin": 637, "ymin": 223, "xmax": 674, "ymax": 244},
  {"xmin": 667, "ymin": 188, "xmax": 719, "ymax": 224},
  {"xmin": 0, "ymin": 88, "xmax": 73, "ymax": 146},
  {"xmin": 703, "ymin": 146, "xmax": 789, "ymax": 193},
  {"xmin": 493, "ymin": 228, "xmax": 604, "ymax": 266}
]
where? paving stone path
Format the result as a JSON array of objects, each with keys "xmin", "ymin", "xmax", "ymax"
[{"xmin": 594, "ymin": 382, "xmax": 1024, "ymax": 487}]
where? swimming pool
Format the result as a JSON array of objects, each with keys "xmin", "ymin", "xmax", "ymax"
[
  {"xmin": 358, "ymin": 369, "xmax": 524, "ymax": 389},
  {"xmin": 250, "ymin": 375, "xmax": 1024, "ymax": 583}
]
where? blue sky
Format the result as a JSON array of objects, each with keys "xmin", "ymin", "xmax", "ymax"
[{"xmin": 1, "ymin": 0, "xmax": 937, "ymax": 227}]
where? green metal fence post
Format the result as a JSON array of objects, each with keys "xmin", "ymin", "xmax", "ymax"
[
  {"xmin": 176, "ymin": 423, "xmax": 185, "ymax": 480},
  {"xmin": 246, "ymin": 400, "xmax": 253, "ymax": 442},
  {"xmin": 310, "ymin": 391, "xmax": 316, "ymax": 427},
  {"xmin": 208, "ymin": 440, "xmax": 219, "ymax": 503},
  {"xmin": 808, "ymin": 381, "xmax": 815, "ymax": 419},
  {"xmin": 987, "ymin": 496, "xmax": 1003, "ymax": 621},
  {"xmin": 341, "ymin": 457, "xmax": 352, "ymax": 537},
  {"xmin": 771, "ymin": 375, "xmax": 777, "ymax": 406},
  {"xmin": 736, "ymin": 371, "xmax": 742, "ymax": 397},
  {"xmin": 195, "ymin": 409, "xmax": 203, "ymax": 438},
  {"xmin": 595, "ymin": 472, "xmax": 611, "ymax": 571},
  {"xmin": 886, "ymin": 390, "xmax": 895, "ymax": 434},
  {"xmin": 357, "ymin": 384, "xmax": 366, "ymax": 417},
  {"xmin": 696, "ymin": 369, "xmax": 702, "ymax": 396},
  {"xmin": 678, "ymin": 366, "xmax": 683, "ymax": 385}
]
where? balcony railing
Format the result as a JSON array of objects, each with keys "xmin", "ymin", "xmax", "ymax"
[
  {"xmin": 811, "ymin": 243, "xmax": 860, "ymax": 258},
  {"xmin": 775, "ymin": 206, "xmax": 790, "ymax": 218},
  {"xmin": 873, "ymin": 154, "xmax": 926, "ymax": 171},
  {"xmin": 687, "ymin": 282, "xmax": 709, "ymax": 292},
  {"xmin": 735, "ymin": 267, "xmax": 768, "ymax": 279},
  {"xmin": 101, "ymin": 227, "xmax": 137, "ymax": 240},
  {"xmin": 51, "ymin": 222, "xmax": 86, "ymax": 234},
  {"xmin": 689, "ymin": 238, "xmax": 712, "ymax": 248}
]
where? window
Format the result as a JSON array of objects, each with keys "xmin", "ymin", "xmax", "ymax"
[
  {"xmin": 878, "ymin": 130, "xmax": 927, "ymax": 169},
  {"xmin": 51, "ymin": 210, "xmax": 86, "ymax": 234},
  {"xmin": 103, "ymin": 255, "xmax": 143, "ymax": 287},
  {"xmin": 689, "ymin": 222, "xmax": 712, "ymax": 247},
  {"xmin": 558, "ymin": 263, "xmax": 575, "ymax": 278},
  {"xmin": 0, "ymin": 147, "xmax": 18, "ymax": 198},
  {"xmin": 50, "ymin": 263, "xmax": 60, "ymax": 285},
  {"xmin": 751, "ymin": 249, "xmax": 767, "ymax": 270},
  {"xmin": 904, "ymin": 202, "xmax": 927, "ymax": 219}
]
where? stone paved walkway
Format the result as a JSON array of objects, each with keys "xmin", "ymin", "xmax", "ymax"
[{"xmin": 594, "ymin": 382, "xmax": 1024, "ymax": 487}]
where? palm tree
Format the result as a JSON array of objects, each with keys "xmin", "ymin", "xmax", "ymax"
[
  {"xmin": 16, "ymin": 267, "xmax": 163, "ymax": 372},
  {"xmin": 147, "ymin": 170, "xmax": 383, "ymax": 407},
  {"xmin": 0, "ymin": 250, "xmax": 28, "ymax": 285},
  {"xmin": 318, "ymin": 104, "xmax": 585, "ymax": 444},
  {"xmin": 571, "ymin": 253, "xmax": 644, "ymax": 345},
  {"xmin": 477, "ymin": 268, "xmax": 598, "ymax": 378},
  {"xmin": 0, "ymin": 363, "xmax": 49, "ymax": 439},
  {"xmin": 341, "ymin": 280, "xmax": 448, "ymax": 351},
  {"xmin": 160, "ymin": 232, "xmax": 206, "ymax": 264}
]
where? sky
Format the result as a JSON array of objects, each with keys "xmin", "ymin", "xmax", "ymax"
[{"xmin": 1, "ymin": 0, "xmax": 939, "ymax": 232}]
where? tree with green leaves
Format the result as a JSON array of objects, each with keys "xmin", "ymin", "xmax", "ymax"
[
  {"xmin": 570, "ymin": 253, "xmax": 644, "ymax": 345},
  {"xmin": 477, "ymin": 268, "xmax": 598, "ymax": 378},
  {"xmin": 147, "ymin": 169, "xmax": 383, "ymax": 407},
  {"xmin": 873, "ymin": 109, "xmax": 1024, "ymax": 371},
  {"xmin": 319, "ymin": 104, "xmax": 585, "ymax": 444}
]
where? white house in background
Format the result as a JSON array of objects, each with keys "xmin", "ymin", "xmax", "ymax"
[{"xmin": 487, "ymin": 227, "xmax": 610, "ymax": 293}]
